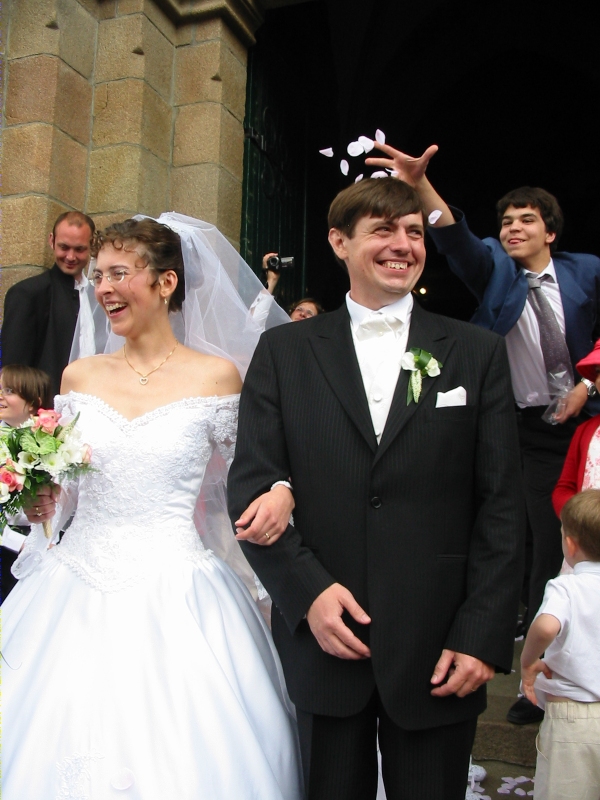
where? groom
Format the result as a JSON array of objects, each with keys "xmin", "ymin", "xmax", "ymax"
[{"xmin": 228, "ymin": 178, "xmax": 524, "ymax": 800}]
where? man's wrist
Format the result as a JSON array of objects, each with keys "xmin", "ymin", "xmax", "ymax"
[
  {"xmin": 271, "ymin": 480, "xmax": 292, "ymax": 492},
  {"xmin": 580, "ymin": 378, "xmax": 598, "ymax": 398}
]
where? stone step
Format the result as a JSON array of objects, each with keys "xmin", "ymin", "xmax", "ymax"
[{"xmin": 473, "ymin": 694, "xmax": 539, "ymax": 767}]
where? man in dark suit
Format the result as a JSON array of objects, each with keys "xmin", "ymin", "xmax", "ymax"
[
  {"xmin": 2, "ymin": 211, "xmax": 95, "ymax": 394},
  {"xmin": 365, "ymin": 142, "xmax": 600, "ymax": 724},
  {"xmin": 228, "ymin": 178, "xmax": 524, "ymax": 799}
]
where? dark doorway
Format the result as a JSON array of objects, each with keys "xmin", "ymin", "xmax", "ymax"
[{"xmin": 243, "ymin": 0, "xmax": 600, "ymax": 318}]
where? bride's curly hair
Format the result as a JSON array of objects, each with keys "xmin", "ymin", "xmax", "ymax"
[{"xmin": 92, "ymin": 218, "xmax": 186, "ymax": 312}]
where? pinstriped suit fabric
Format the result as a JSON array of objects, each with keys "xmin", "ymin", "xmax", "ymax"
[{"xmin": 228, "ymin": 302, "xmax": 525, "ymax": 731}]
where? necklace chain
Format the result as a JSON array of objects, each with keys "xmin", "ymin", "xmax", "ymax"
[{"xmin": 123, "ymin": 341, "xmax": 179, "ymax": 385}]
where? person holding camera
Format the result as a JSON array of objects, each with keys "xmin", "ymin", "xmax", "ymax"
[{"xmin": 262, "ymin": 253, "xmax": 323, "ymax": 321}]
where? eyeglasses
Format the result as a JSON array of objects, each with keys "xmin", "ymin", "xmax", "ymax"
[{"xmin": 90, "ymin": 268, "xmax": 131, "ymax": 288}]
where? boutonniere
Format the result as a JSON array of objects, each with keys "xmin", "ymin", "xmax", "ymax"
[{"xmin": 401, "ymin": 348, "xmax": 442, "ymax": 405}]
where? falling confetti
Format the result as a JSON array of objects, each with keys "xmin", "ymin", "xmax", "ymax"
[
  {"xmin": 347, "ymin": 141, "xmax": 364, "ymax": 157},
  {"xmin": 354, "ymin": 174, "xmax": 364, "ymax": 183},
  {"xmin": 319, "ymin": 148, "xmax": 334, "ymax": 157},
  {"xmin": 428, "ymin": 210, "xmax": 443, "ymax": 224},
  {"xmin": 340, "ymin": 159, "xmax": 349, "ymax": 176},
  {"xmin": 375, "ymin": 129, "xmax": 386, "ymax": 144},
  {"xmin": 358, "ymin": 135, "xmax": 375, "ymax": 152},
  {"xmin": 371, "ymin": 171, "xmax": 388, "ymax": 178}
]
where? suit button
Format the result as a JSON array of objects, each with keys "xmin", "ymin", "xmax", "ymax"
[{"xmin": 370, "ymin": 496, "xmax": 382, "ymax": 508}]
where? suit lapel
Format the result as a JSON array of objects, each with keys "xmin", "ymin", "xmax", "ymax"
[
  {"xmin": 374, "ymin": 303, "xmax": 455, "ymax": 465},
  {"xmin": 309, "ymin": 306, "xmax": 378, "ymax": 452}
]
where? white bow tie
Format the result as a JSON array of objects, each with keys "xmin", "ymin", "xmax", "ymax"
[{"xmin": 355, "ymin": 312, "xmax": 404, "ymax": 342}]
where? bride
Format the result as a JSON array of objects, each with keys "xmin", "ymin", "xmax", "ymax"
[{"xmin": 1, "ymin": 214, "xmax": 302, "ymax": 799}]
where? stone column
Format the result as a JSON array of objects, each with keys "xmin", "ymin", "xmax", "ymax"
[
  {"xmin": 88, "ymin": 1, "xmax": 175, "ymax": 230},
  {"xmin": 1, "ymin": 0, "xmax": 96, "ymax": 311},
  {"xmin": 171, "ymin": 17, "xmax": 248, "ymax": 249}
]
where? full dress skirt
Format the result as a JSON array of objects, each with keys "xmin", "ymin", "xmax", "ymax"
[{"xmin": 1, "ymin": 393, "xmax": 302, "ymax": 800}]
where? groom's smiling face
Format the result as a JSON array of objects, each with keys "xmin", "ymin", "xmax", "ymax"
[{"xmin": 328, "ymin": 213, "xmax": 426, "ymax": 310}]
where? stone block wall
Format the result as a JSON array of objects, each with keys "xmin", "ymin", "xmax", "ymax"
[{"xmin": 1, "ymin": 0, "xmax": 257, "ymax": 319}]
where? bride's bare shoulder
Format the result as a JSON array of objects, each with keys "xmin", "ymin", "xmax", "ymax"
[
  {"xmin": 179, "ymin": 348, "xmax": 242, "ymax": 396},
  {"xmin": 60, "ymin": 354, "xmax": 121, "ymax": 394}
]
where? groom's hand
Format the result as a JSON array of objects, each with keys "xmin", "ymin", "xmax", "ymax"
[
  {"xmin": 307, "ymin": 584, "xmax": 371, "ymax": 660},
  {"xmin": 430, "ymin": 649, "xmax": 494, "ymax": 697}
]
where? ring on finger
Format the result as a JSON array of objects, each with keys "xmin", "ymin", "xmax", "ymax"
[{"xmin": 264, "ymin": 532, "xmax": 270, "ymax": 540}]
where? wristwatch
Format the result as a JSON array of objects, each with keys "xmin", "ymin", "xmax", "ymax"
[{"xmin": 581, "ymin": 378, "xmax": 598, "ymax": 398}]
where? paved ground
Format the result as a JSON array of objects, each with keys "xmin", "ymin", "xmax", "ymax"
[{"xmin": 470, "ymin": 640, "xmax": 541, "ymax": 797}]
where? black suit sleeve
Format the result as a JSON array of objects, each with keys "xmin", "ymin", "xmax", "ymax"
[
  {"xmin": 443, "ymin": 335, "xmax": 525, "ymax": 671},
  {"xmin": 2, "ymin": 280, "xmax": 47, "ymax": 367},
  {"xmin": 228, "ymin": 333, "xmax": 336, "ymax": 632}
]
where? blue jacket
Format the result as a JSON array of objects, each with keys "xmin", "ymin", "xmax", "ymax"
[{"xmin": 428, "ymin": 208, "xmax": 600, "ymax": 413}]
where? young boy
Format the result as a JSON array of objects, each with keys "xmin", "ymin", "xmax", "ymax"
[{"xmin": 520, "ymin": 489, "xmax": 600, "ymax": 799}]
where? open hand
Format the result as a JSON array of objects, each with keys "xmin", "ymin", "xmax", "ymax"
[
  {"xmin": 235, "ymin": 484, "xmax": 294, "ymax": 545},
  {"xmin": 365, "ymin": 142, "xmax": 439, "ymax": 187},
  {"xmin": 23, "ymin": 484, "xmax": 60, "ymax": 524},
  {"xmin": 307, "ymin": 583, "xmax": 371, "ymax": 660},
  {"xmin": 430, "ymin": 649, "xmax": 494, "ymax": 697}
]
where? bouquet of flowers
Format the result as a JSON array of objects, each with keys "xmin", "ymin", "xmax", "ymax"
[{"xmin": 0, "ymin": 409, "xmax": 92, "ymax": 538}]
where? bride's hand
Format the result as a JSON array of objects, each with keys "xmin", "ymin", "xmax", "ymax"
[
  {"xmin": 235, "ymin": 485, "xmax": 294, "ymax": 545},
  {"xmin": 23, "ymin": 484, "xmax": 60, "ymax": 525},
  {"xmin": 365, "ymin": 142, "xmax": 438, "ymax": 187}
]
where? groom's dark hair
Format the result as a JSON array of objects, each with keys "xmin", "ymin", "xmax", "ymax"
[{"xmin": 328, "ymin": 178, "xmax": 426, "ymax": 239}]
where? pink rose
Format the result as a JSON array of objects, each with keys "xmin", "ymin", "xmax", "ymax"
[
  {"xmin": 32, "ymin": 409, "xmax": 61, "ymax": 434},
  {"xmin": 0, "ymin": 467, "xmax": 24, "ymax": 492}
]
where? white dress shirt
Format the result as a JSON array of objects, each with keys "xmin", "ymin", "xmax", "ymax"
[
  {"xmin": 505, "ymin": 261, "xmax": 567, "ymax": 407},
  {"xmin": 532, "ymin": 560, "xmax": 600, "ymax": 708},
  {"xmin": 346, "ymin": 292, "xmax": 413, "ymax": 442}
]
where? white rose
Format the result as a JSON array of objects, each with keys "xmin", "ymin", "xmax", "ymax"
[
  {"xmin": 401, "ymin": 352, "xmax": 416, "ymax": 371},
  {"xmin": 425, "ymin": 357, "xmax": 440, "ymax": 377}
]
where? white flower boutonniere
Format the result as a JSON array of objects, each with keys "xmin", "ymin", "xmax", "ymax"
[{"xmin": 401, "ymin": 348, "xmax": 442, "ymax": 405}]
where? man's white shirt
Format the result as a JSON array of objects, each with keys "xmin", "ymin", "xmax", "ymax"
[
  {"xmin": 505, "ymin": 260, "xmax": 567, "ymax": 407},
  {"xmin": 346, "ymin": 292, "xmax": 413, "ymax": 443}
]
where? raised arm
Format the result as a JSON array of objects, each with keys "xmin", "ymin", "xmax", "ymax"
[{"xmin": 365, "ymin": 142, "xmax": 455, "ymax": 227}]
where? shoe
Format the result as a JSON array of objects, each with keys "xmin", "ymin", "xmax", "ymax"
[
  {"xmin": 506, "ymin": 696, "xmax": 544, "ymax": 725},
  {"xmin": 515, "ymin": 617, "xmax": 529, "ymax": 640}
]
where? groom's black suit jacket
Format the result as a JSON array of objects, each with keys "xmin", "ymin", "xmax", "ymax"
[{"xmin": 228, "ymin": 302, "xmax": 524, "ymax": 731}]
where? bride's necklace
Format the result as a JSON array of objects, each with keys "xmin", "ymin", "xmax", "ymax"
[{"xmin": 123, "ymin": 341, "xmax": 179, "ymax": 385}]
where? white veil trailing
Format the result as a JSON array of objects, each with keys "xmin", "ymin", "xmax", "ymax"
[{"xmin": 68, "ymin": 212, "xmax": 291, "ymax": 605}]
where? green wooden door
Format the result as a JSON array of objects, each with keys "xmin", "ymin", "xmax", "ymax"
[{"xmin": 241, "ymin": 36, "xmax": 308, "ymax": 311}]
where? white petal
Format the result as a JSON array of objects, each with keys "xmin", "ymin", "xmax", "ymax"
[
  {"xmin": 111, "ymin": 768, "xmax": 135, "ymax": 790},
  {"xmin": 319, "ymin": 147, "xmax": 334, "ymax": 157},
  {"xmin": 428, "ymin": 210, "xmax": 443, "ymax": 224},
  {"xmin": 340, "ymin": 159, "xmax": 349, "ymax": 175},
  {"xmin": 515, "ymin": 778, "xmax": 530, "ymax": 784},
  {"xmin": 375, "ymin": 129, "xmax": 386, "ymax": 144},
  {"xmin": 390, "ymin": 170, "xmax": 399, "ymax": 178},
  {"xmin": 347, "ymin": 141, "xmax": 364, "ymax": 157},
  {"xmin": 358, "ymin": 136, "xmax": 374, "ymax": 152},
  {"xmin": 371, "ymin": 171, "xmax": 388, "ymax": 179},
  {"xmin": 354, "ymin": 174, "xmax": 364, "ymax": 183}
]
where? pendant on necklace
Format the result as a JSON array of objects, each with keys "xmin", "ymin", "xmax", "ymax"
[{"xmin": 139, "ymin": 376, "xmax": 148, "ymax": 385}]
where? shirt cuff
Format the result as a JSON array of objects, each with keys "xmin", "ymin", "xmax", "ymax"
[{"xmin": 271, "ymin": 480, "xmax": 293, "ymax": 492}]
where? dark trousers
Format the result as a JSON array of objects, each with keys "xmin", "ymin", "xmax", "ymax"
[
  {"xmin": 296, "ymin": 691, "xmax": 477, "ymax": 800},
  {"xmin": 517, "ymin": 410, "xmax": 580, "ymax": 625}
]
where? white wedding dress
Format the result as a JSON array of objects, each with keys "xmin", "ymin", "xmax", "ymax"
[{"xmin": 1, "ymin": 392, "xmax": 302, "ymax": 800}]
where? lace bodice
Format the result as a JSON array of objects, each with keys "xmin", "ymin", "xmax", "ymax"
[{"xmin": 50, "ymin": 392, "xmax": 239, "ymax": 592}]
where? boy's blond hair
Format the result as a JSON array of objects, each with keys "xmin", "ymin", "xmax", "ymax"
[{"xmin": 561, "ymin": 489, "xmax": 600, "ymax": 560}]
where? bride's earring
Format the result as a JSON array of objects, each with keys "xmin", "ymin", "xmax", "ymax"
[{"xmin": 163, "ymin": 297, "xmax": 168, "ymax": 306}]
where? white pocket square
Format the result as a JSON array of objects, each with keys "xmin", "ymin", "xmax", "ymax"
[{"xmin": 436, "ymin": 387, "xmax": 467, "ymax": 407}]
